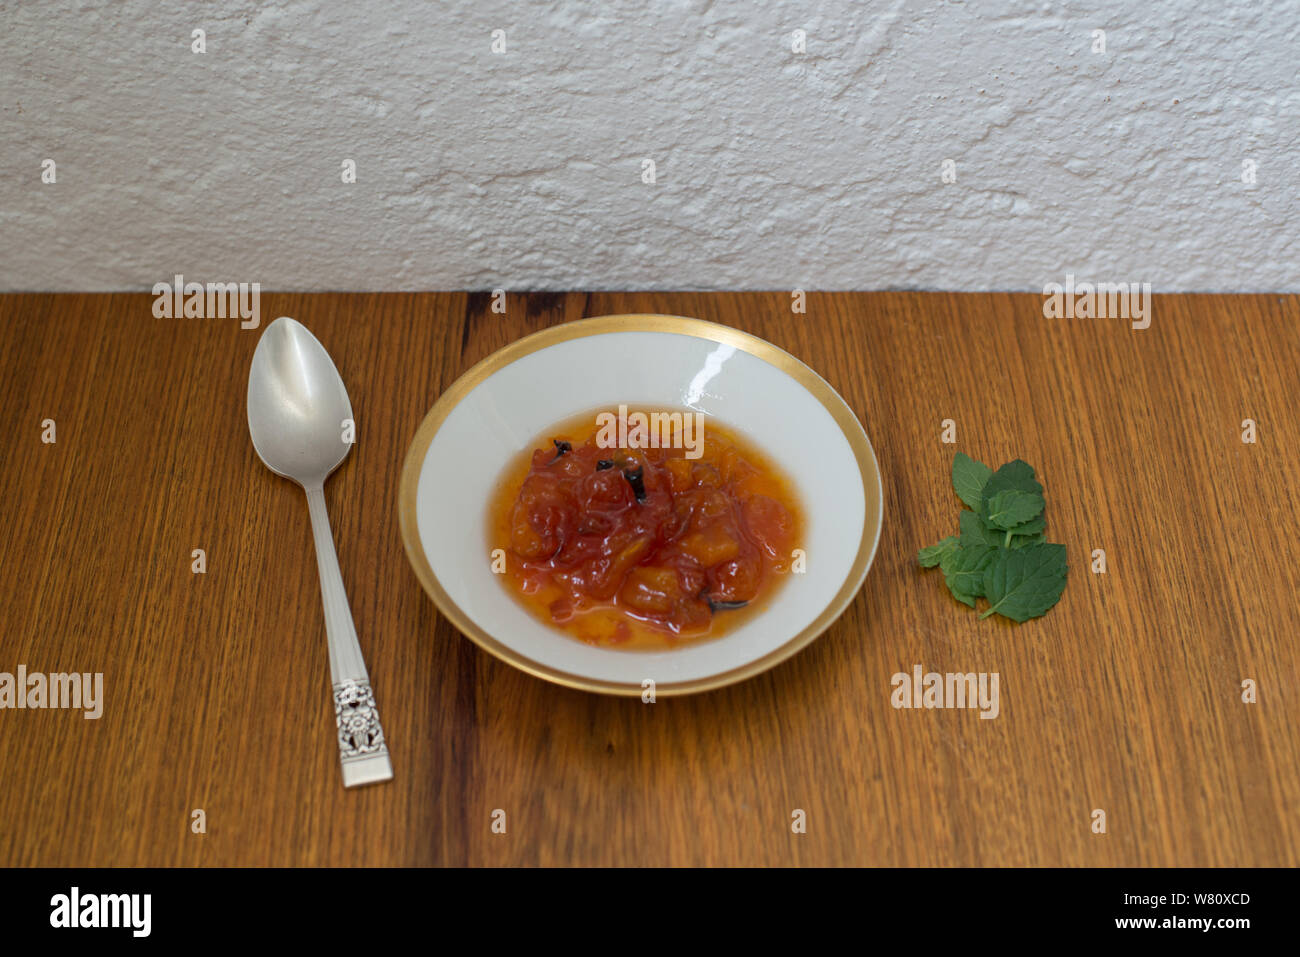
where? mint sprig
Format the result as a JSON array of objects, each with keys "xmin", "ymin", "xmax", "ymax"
[{"xmin": 918, "ymin": 453, "xmax": 1067, "ymax": 622}]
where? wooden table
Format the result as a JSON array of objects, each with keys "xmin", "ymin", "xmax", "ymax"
[{"xmin": 1, "ymin": 291, "xmax": 1296, "ymax": 867}]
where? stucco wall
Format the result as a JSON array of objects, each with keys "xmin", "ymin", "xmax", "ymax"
[{"xmin": 1, "ymin": 0, "xmax": 1296, "ymax": 291}]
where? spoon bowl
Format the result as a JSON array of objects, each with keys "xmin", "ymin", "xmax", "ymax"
[{"xmin": 247, "ymin": 316, "xmax": 354, "ymax": 488}]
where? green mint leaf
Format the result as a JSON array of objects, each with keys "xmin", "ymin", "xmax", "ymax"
[
  {"xmin": 1010, "ymin": 531, "xmax": 1046, "ymax": 548},
  {"xmin": 960, "ymin": 508, "xmax": 1003, "ymax": 547},
  {"xmin": 951, "ymin": 453, "xmax": 994, "ymax": 510},
  {"xmin": 1008, "ymin": 515, "xmax": 1046, "ymax": 536},
  {"xmin": 979, "ymin": 543, "xmax": 1067, "ymax": 621},
  {"xmin": 1000, "ymin": 517, "xmax": 1047, "ymax": 547},
  {"xmin": 980, "ymin": 460, "xmax": 1044, "ymax": 517},
  {"xmin": 940, "ymin": 544, "xmax": 997, "ymax": 607},
  {"xmin": 984, "ymin": 489, "xmax": 1045, "ymax": 530},
  {"xmin": 918, "ymin": 536, "xmax": 960, "ymax": 568}
]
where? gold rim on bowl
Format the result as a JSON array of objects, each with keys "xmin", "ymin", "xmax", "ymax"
[{"xmin": 397, "ymin": 314, "xmax": 884, "ymax": 696}]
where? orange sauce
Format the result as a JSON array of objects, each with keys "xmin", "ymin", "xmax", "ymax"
[{"xmin": 488, "ymin": 407, "xmax": 803, "ymax": 650}]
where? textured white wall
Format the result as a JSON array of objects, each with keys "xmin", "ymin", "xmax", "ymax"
[{"xmin": 1, "ymin": 0, "xmax": 1296, "ymax": 292}]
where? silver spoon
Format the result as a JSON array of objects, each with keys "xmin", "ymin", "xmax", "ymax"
[{"xmin": 246, "ymin": 316, "xmax": 392, "ymax": 788}]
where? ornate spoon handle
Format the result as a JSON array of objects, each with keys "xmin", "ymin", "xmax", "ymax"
[{"xmin": 305, "ymin": 485, "xmax": 393, "ymax": 787}]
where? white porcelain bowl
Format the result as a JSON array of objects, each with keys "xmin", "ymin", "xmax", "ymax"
[{"xmin": 398, "ymin": 315, "xmax": 883, "ymax": 695}]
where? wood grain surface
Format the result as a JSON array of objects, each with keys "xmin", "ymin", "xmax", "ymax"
[{"xmin": 0, "ymin": 291, "xmax": 1296, "ymax": 867}]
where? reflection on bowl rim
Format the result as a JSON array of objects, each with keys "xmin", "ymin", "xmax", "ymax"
[{"xmin": 397, "ymin": 314, "xmax": 884, "ymax": 696}]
